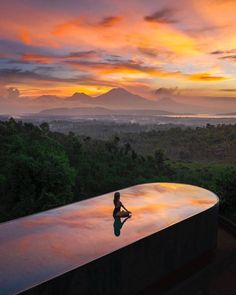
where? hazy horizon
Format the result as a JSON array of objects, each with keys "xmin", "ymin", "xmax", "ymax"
[{"xmin": 1, "ymin": 86, "xmax": 236, "ymax": 115}]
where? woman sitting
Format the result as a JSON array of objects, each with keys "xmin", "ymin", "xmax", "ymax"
[{"xmin": 113, "ymin": 191, "xmax": 131, "ymax": 218}]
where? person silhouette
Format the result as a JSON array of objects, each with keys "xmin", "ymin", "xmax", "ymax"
[
  {"xmin": 113, "ymin": 216, "xmax": 130, "ymax": 236},
  {"xmin": 113, "ymin": 191, "xmax": 131, "ymax": 218},
  {"xmin": 112, "ymin": 192, "xmax": 131, "ymax": 236}
]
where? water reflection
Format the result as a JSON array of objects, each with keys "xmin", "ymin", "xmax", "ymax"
[
  {"xmin": 113, "ymin": 216, "xmax": 131, "ymax": 237},
  {"xmin": 112, "ymin": 191, "xmax": 132, "ymax": 236},
  {"xmin": 0, "ymin": 182, "xmax": 218, "ymax": 295}
]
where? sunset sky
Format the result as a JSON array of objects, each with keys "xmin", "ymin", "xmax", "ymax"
[{"xmin": 1, "ymin": 0, "xmax": 236, "ymax": 99}]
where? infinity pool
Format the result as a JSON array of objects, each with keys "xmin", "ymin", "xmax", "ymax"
[{"xmin": 0, "ymin": 183, "xmax": 218, "ymax": 295}]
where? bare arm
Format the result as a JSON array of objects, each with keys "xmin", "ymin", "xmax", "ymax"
[{"xmin": 121, "ymin": 202, "xmax": 131, "ymax": 213}]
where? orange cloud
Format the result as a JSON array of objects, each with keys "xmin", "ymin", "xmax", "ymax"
[
  {"xmin": 188, "ymin": 73, "xmax": 228, "ymax": 82},
  {"xmin": 22, "ymin": 53, "xmax": 53, "ymax": 64},
  {"xmin": 1, "ymin": 0, "xmax": 236, "ymax": 98},
  {"xmin": 53, "ymin": 15, "xmax": 122, "ymax": 36},
  {"xmin": 19, "ymin": 28, "xmax": 32, "ymax": 45},
  {"xmin": 53, "ymin": 19, "xmax": 81, "ymax": 36},
  {"xmin": 21, "ymin": 51, "xmax": 99, "ymax": 64},
  {"xmin": 65, "ymin": 59, "xmax": 183, "ymax": 78}
]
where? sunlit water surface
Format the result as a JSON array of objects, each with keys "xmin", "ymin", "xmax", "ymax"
[{"xmin": 0, "ymin": 183, "xmax": 218, "ymax": 294}]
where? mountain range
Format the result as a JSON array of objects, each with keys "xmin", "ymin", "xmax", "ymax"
[
  {"xmin": 1, "ymin": 87, "xmax": 235, "ymax": 114},
  {"xmin": 67, "ymin": 88, "xmax": 158, "ymax": 109},
  {"xmin": 66, "ymin": 88, "xmax": 210, "ymax": 113}
]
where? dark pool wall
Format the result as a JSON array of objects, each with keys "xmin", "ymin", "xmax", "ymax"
[{"xmin": 22, "ymin": 204, "xmax": 218, "ymax": 295}]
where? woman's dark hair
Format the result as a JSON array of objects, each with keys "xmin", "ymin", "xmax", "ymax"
[{"xmin": 113, "ymin": 192, "xmax": 120, "ymax": 206}]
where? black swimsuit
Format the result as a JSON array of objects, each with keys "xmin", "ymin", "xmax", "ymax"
[{"xmin": 113, "ymin": 202, "xmax": 121, "ymax": 218}]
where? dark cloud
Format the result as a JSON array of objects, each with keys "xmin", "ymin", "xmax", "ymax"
[
  {"xmin": 0, "ymin": 38, "xmax": 51, "ymax": 55},
  {"xmin": 65, "ymin": 58, "xmax": 162, "ymax": 74},
  {"xmin": 138, "ymin": 47, "xmax": 158, "ymax": 57},
  {"xmin": 144, "ymin": 8, "xmax": 177, "ymax": 24},
  {"xmin": 7, "ymin": 87, "xmax": 20, "ymax": 99},
  {"xmin": 0, "ymin": 68, "xmax": 81, "ymax": 84},
  {"xmin": 6, "ymin": 59, "xmax": 32, "ymax": 65},
  {"xmin": 65, "ymin": 50, "xmax": 98, "ymax": 58},
  {"xmin": 99, "ymin": 16, "xmax": 122, "ymax": 27},
  {"xmin": 155, "ymin": 87, "xmax": 179, "ymax": 96},
  {"xmin": 1, "ymin": 48, "xmax": 99, "ymax": 67},
  {"xmin": 64, "ymin": 59, "xmax": 193, "ymax": 80},
  {"xmin": 220, "ymin": 55, "xmax": 236, "ymax": 61},
  {"xmin": 20, "ymin": 50, "xmax": 99, "ymax": 64},
  {"xmin": 33, "ymin": 66, "xmax": 55, "ymax": 72},
  {"xmin": 210, "ymin": 49, "xmax": 236, "ymax": 55},
  {"xmin": 211, "ymin": 50, "xmax": 227, "ymax": 55},
  {"xmin": 0, "ymin": 67, "xmax": 111, "ymax": 91},
  {"xmin": 104, "ymin": 54, "xmax": 123, "ymax": 62},
  {"xmin": 209, "ymin": 49, "xmax": 236, "ymax": 62}
]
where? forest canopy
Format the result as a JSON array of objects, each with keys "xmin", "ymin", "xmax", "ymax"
[{"xmin": 0, "ymin": 119, "xmax": 235, "ymax": 223}]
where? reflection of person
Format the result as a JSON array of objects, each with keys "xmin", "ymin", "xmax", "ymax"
[
  {"xmin": 113, "ymin": 216, "xmax": 130, "ymax": 236},
  {"xmin": 113, "ymin": 192, "xmax": 131, "ymax": 218}
]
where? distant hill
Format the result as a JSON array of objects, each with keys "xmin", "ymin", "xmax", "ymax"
[
  {"xmin": 157, "ymin": 97, "xmax": 185, "ymax": 108},
  {"xmin": 93, "ymin": 88, "xmax": 157, "ymax": 109},
  {"xmin": 34, "ymin": 91, "xmax": 196, "ymax": 113},
  {"xmin": 62, "ymin": 87, "xmax": 195, "ymax": 112},
  {"xmin": 64, "ymin": 88, "xmax": 158, "ymax": 109},
  {"xmin": 34, "ymin": 88, "xmax": 202, "ymax": 114},
  {"xmin": 66, "ymin": 92, "xmax": 93, "ymax": 104},
  {"xmin": 38, "ymin": 107, "xmax": 173, "ymax": 117},
  {"xmin": 39, "ymin": 107, "xmax": 112, "ymax": 116},
  {"xmin": 156, "ymin": 97, "xmax": 205, "ymax": 113},
  {"xmin": 34, "ymin": 95, "xmax": 61, "ymax": 104},
  {"xmin": 72, "ymin": 88, "xmax": 200, "ymax": 113},
  {"xmin": 2, "ymin": 87, "xmax": 227, "ymax": 114}
]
